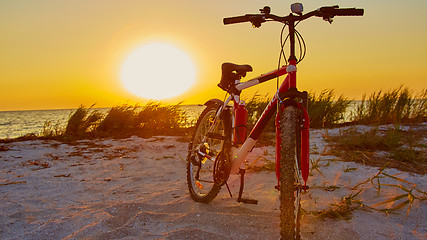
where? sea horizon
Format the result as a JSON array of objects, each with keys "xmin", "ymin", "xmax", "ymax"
[{"xmin": 0, "ymin": 105, "xmax": 204, "ymax": 139}]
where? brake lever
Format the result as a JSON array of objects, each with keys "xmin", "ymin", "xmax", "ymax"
[
  {"xmin": 324, "ymin": 16, "xmax": 334, "ymax": 24},
  {"xmin": 247, "ymin": 6, "xmax": 270, "ymax": 28},
  {"xmin": 249, "ymin": 15, "xmax": 265, "ymax": 28}
]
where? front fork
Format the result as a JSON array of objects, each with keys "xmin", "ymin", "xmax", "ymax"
[{"xmin": 275, "ymin": 88, "xmax": 310, "ymax": 188}]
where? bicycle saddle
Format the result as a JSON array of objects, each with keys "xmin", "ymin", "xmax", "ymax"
[
  {"xmin": 222, "ymin": 62, "xmax": 253, "ymax": 74},
  {"xmin": 218, "ymin": 63, "xmax": 253, "ymax": 94}
]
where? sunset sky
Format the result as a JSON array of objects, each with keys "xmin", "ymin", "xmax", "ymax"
[{"xmin": 1, "ymin": 0, "xmax": 426, "ymax": 111}]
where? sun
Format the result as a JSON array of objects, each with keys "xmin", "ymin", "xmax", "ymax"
[{"xmin": 120, "ymin": 42, "xmax": 196, "ymax": 100}]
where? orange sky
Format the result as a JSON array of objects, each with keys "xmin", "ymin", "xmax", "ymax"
[{"xmin": 1, "ymin": 0, "xmax": 426, "ymax": 111}]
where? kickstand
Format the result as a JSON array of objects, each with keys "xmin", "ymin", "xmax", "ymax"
[
  {"xmin": 237, "ymin": 169, "xmax": 258, "ymax": 204},
  {"xmin": 225, "ymin": 182, "xmax": 233, "ymax": 198}
]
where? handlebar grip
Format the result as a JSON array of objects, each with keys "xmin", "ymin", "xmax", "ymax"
[
  {"xmin": 223, "ymin": 15, "xmax": 250, "ymax": 25},
  {"xmin": 333, "ymin": 8, "xmax": 364, "ymax": 16}
]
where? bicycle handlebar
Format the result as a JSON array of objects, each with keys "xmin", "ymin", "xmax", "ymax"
[
  {"xmin": 329, "ymin": 8, "xmax": 364, "ymax": 16},
  {"xmin": 317, "ymin": 6, "xmax": 364, "ymax": 19},
  {"xmin": 223, "ymin": 15, "xmax": 253, "ymax": 25},
  {"xmin": 223, "ymin": 6, "xmax": 364, "ymax": 26}
]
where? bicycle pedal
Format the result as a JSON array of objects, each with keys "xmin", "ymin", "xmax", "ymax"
[{"xmin": 238, "ymin": 198, "xmax": 258, "ymax": 204}]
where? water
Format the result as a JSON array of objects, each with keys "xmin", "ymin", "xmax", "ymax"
[
  {"xmin": 0, "ymin": 109, "xmax": 72, "ymax": 139},
  {"xmin": 0, "ymin": 105, "xmax": 204, "ymax": 139}
]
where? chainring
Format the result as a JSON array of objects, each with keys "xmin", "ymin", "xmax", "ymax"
[{"xmin": 213, "ymin": 149, "xmax": 231, "ymax": 186}]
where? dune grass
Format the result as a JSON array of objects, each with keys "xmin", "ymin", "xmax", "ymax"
[
  {"xmin": 352, "ymin": 86, "xmax": 426, "ymax": 124},
  {"xmin": 244, "ymin": 87, "xmax": 426, "ymax": 129},
  {"xmin": 244, "ymin": 89, "xmax": 351, "ymax": 129},
  {"xmin": 37, "ymin": 86, "xmax": 423, "ymax": 142},
  {"xmin": 69, "ymin": 102, "xmax": 189, "ymax": 139},
  {"xmin": 95, "ymin": 104, "xmax": 138, "ymax": 138},
  {"xmin": 51, "ymin": 86, "xmax": 424, "ymax": 141},
  {"xmin": 328, "ymin": 126, "xmax": 426, "ymax": 174},
  {"xmin": 308, "ymin": 89, "xmax": 351, "ymax": 128},
  {"xmin": 41, "ymin": 120, "xmax": 65, "ymax": 139},
  {"xmin": 95, "ymin": 102, "xmax": 188, "ymax": 138},
  {"xmin": 2, "ymin": 86, "xmax": 425, "ymax": 142},
  {"xmin": 65, "ymin": 105, "xmax": 103, "ymax": 138},
  {"xmin": 23, "ymin": 102, "xmax": 190, "ymax": 141},
  {"xmin": 29, "ymin": 88, "xmax": 353, "ymax": 141}
]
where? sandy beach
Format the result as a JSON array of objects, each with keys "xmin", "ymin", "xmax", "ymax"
[{"xmin": 1, "ymin": 124, "xmax": 426, "ymax": 239}]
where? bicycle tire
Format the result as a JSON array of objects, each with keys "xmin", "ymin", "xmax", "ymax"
[
  {"xmin": 279, "ymin": 105, "xmax": 302, "ymax": 239},
  {"xmin": 186, "ymin": 105, "xmax": 231, "ymax": 203}
]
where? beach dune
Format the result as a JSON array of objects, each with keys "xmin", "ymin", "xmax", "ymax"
[{"xmin": 0, "ymin": 126, "xmax": 426, "ymax": 239}]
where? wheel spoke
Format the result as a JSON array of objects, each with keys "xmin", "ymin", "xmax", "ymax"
[{"xmin": 197, "ymin": 179, "xmax": 215, "ymax": 183}]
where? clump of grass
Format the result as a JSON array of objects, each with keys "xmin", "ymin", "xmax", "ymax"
[
  {"xmin": 40, "ymin": 120, "xmax": 64, "ymax": 139},
  {"xmin": 329, "ymin": 126, "xmax": 426, "ymax": 173},
  {"xmin": 93, "ymin": 102, "xmax": 188, "ymax": 138},
  {"xmin": 390, "ymin": 148, "xmax": 423, "ymax": 164},
  {"xmin": 330, "ymin": 127, "xmax": 397, "ymax": 151},
  {"xmin": 308, "ymin": 89, "xmax": 351, "ymax": 128},
  {"xmin": 65, "ymin": 105, "xmax": 103, "ymax": 138},
  {"xmin": 95, "ymin": 104, "xmax": 138, "ymax": 138},
  {"xmin": 352, "ymin": 86, "xmax": 426, "ymax": 124},
  {"xmin": 310, "ymin": 190, "xmax": 363, "ymax": 220},
  {"xmin": 134, "ymin": 102, "xmax": 188, "ymax": 137},
  {"xmin": 245, "ymin": 156, "xmax": 276, "ymax": 172}
]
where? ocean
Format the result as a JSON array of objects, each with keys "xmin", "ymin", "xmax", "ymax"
[{"xmin": 0, "ymin": 105, "xmax": 204, "ymax": 139}]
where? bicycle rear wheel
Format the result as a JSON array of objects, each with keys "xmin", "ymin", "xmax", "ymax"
[
  {"xmin": 186, "ymin": 105, "xmax": 231, "ymax": 203},
  {"xmin": 279, "ymin": 105, "xmax": 302, "ymax": 239}
]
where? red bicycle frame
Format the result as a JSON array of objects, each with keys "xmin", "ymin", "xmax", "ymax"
[{"xmin": 220, "ymin": 61, "xmax": 310, "ymax": 187}]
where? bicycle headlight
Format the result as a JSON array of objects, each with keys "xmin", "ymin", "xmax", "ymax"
[{"xmin": 291, "ymin": 3, "xmax": 303, "ymax": 15}]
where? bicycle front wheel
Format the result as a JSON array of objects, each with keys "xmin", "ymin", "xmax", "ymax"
[
  {"xmin": 279, "ymin": 105, "xmax": 302, "ymax": 240},
  {"xmin": 186, "ymin": 105, "xmax": 231, "ymax": 203}
]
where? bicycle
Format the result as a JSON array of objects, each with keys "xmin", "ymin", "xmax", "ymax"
[{"xmin": 186, "ymin": 3, "xmax": 363, "ymax": 239}]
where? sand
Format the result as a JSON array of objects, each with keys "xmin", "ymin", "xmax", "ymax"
[{"xmin": 0, "ymin": 124, "xmax": 426, "ymax": 239}]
